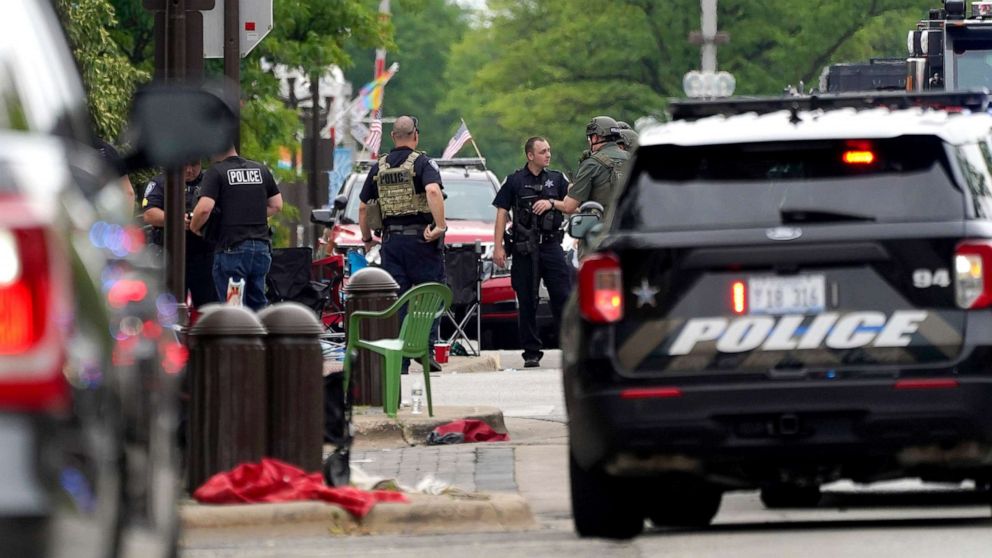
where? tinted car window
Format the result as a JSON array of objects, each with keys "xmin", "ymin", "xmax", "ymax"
[
  {"xmin": 618, "ymin": 136, "xmax": 963, "ymax": 231},
  {"xmin": 344, "ymin": 175, "xmax": 496, "ymax": 222}
]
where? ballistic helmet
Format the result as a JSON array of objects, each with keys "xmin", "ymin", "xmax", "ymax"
[
  {"xmin": 618, "ymin": 129, "xmax": 639, "ymax": 149},
  {"xmin": 585, "ymin": 115, "xmax": 621, "ymax": 140}
]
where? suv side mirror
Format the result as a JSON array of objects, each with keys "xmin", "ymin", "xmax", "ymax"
[
  {"xmin": 332, "ymin": 194, "xmax": 348, "ymax": 210},
  {"xmin": 567, "ymin": 201, "xmax": 606, "ymax": 240},
  {"xmin": 311, "ymin": 209, "xmax": 334, "ymax": 225},
  {"xmin": 122, "ymin": 84, "xmax": 237, "ymax": 170}
]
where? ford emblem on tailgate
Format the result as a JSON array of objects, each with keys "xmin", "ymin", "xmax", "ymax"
[{"xmin": 766, "ymin": 226, "xmax": 802, "ymax": 241}]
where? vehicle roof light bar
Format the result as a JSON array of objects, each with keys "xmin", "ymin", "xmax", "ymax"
[{"xmin": 667, "ymin": 90, "xmax": 991, "ymax": 121}]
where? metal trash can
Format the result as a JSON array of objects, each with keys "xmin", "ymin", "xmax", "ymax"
[
  {"xmin": 344, "ymin": 267, "xmax": 400, "ymax": 406},
  {"xmin": 186, "ymin": 304, "xmax": 268, "ymax": 492},
  {"xmin": 257, "ymin": 302, "xmax": 324, "ymax": 472}
]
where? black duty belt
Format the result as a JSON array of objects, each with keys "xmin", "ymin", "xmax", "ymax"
[{"xmin": 384, "ymin": 224, "xmax": 425, "ymax": 235}]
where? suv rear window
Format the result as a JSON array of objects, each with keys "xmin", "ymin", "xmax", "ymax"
[{"xmin": 617, "ymin": 136, "xmax": 962, "ymax": 231}]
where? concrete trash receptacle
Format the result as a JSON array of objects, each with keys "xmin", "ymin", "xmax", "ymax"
[
  {"xmin": 258, "ymin": 302, "xmax": 324, "ymax": 472},
  {"xmin": 344, "ymin": 267, "xmax": 400, "ymax": 406},
  {"xmin": 186, "ymin": 304, "xmax": 268, "ymax": 492}
]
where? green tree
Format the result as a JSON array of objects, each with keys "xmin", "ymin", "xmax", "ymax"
[
  {"xmin": 343, "ymin": 0, "xmax": 471, "ymax": 156},
  {"xmin": 55, "ymin": 0, "xmax": 148, "ymax": 140},
  {"xmin": 441, "ymin": 0, "xmax": 935, "ymax": 178}
]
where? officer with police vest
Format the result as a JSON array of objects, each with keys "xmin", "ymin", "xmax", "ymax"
[
  {"xmin": 142, "ymin": 160, "xmax": 218, "ymax": 308},
  {"xmin": 493, "ymin": 136, "xmax": 571, "ymax": 368},
  {"xmin": 190, "ymin": 146, "xmax": 283, "ymax": 310},
  {"xmin": 359, "ymin": 115, "xmax": 447, "ymax": 295},
  {"xmin": 561, "ymin": 115, "xmax": 629, "ymax": 215}
]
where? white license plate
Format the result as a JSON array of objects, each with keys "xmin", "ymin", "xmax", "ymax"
[{"xmin": 748, "ymin": 275, "xmax": 826, "ymax": 315}]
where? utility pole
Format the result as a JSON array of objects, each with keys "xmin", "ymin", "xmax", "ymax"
[
  {"xmin": 700, "ymin": 0, "xmax": 718, "ymax": 72},
  {"xmin": 685, "ymin": 0, "xmax": 734, "ymax": 98},
  {"xmin": 307, "ymin": 72, "xmax": 321, "ymax": 247},
  {"xmin": 224, "ymin": 0, "xmax": 240, "ymax": 151}
]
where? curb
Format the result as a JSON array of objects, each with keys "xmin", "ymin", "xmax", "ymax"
[
  {"xmin": 408, "ymin": 351, "xmax": 501, "ymax": 374},
  {"xmin": 180, "ymin": 493, "xmax": 537, "ymax": 538},
  {"xmin": 353, "ymin": 405, "xmax": 507, "ymax": 447}
]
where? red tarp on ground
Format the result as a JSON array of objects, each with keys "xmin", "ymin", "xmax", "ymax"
[
  {"xmin": 193, "ymin": 458, "xmax": 407, "ymax": 518},
  {"xmin": 426, "ymin": 419, "xmax": 510, "ymax": 445}
]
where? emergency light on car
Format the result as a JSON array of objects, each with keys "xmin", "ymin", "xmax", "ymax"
[
  {"xmin": 842, "ymin": 150, "xmax": 875, "ymax": 165},
  {"xmin": 732, "ymin": 281, "xmax": 746, "ymax": 314}
]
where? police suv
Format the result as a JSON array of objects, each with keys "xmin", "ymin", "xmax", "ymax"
[{"xmin": 563, "ymin": 91, "xmax": 992, "ymax": 538}]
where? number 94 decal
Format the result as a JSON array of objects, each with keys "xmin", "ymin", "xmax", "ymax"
[{"xmin": 913, "ymin": 268, "xmax": 950, "ymax": 288}]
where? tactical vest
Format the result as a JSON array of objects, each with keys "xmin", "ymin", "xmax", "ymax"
[
  {"xmin": 590, "ymin": 145, "xmax": 628, "ymax": 191},
  {"xmin": 511, "ymin": 175, "xmax": 564, "ymax": 253},
  {"xmin": 375, "ymin": 151, "xmax": 430, "ymax": 219}
]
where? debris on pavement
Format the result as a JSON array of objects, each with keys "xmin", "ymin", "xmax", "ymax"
[
  {"xmin": 426, "ymin": 419, "xmax": 510, "ymax": 445},
  {"xmin": 192, "ymin": 458, "xmax": 407, "ymax": 518}
]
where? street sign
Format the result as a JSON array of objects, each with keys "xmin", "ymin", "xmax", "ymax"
[{"xmin": 202, "ymin": 0, "xmax": 273, "ymax": 58}]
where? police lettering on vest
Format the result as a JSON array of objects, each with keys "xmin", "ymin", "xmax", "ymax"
[
  {"xmin": 375, "ymin": 151, "xmax": 430, "ymax": 219},
  {"xmin": 227, "ymin": 168, "xmax": 263, "ymax": 185}
]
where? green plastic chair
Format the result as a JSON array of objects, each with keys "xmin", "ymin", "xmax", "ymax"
[{"xmin": 343, "ymin": 282, "xmax": 453, "ymax": 418}]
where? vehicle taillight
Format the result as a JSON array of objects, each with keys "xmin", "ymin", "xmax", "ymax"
[
  {"xmin": 954, "ymin": 241, "xmax": 992, "ymax": 309},
  {"xmin": 0, "ymin": 217, "xmax": 68, "ymax": 413},
  {"xmin": 579, "ymin": 253, "xmax": 623, "ymax": 323},
  {"xmin": 0, "ymin": 228, "xmax": 48, "ymax": 354},
  {"xmin": 842, "ymin": 140, "xmax": 876, "ymax": 165}
]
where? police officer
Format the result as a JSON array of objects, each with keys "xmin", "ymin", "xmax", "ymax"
[
  {"xmin": 616, "ymin": 121, "xmax": 639, "ymax": 151},
  {"xmin": 359, "ymin": 115, "xmax": 447, "ymax": 372},
  {"xmin": 358, "ymin": 115, "xmax": 447, "ymax": 294},
  {"xmin": 561, "ymin": 115, "xmax": 629, "ymax": 215},
  {"xmin": 190, "ymin": 146, "xmax": 283, "ymax": 310},
  {"xmin": 142, "ymin": 160, "xmax": 219, "ymax": 308},
  {"xmin": 493, "ymin": 137, "xmax": 571, "ymax": 368}
]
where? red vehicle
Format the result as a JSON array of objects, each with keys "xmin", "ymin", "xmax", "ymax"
[{"xmin": 325, "ymin": 158, "xmax": 521, "ymax": 348}]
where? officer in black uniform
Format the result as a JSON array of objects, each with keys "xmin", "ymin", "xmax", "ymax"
[
  {"xmin": 142, "ymin": 160, "xmax": 219, "ymax": 308},
  {"xmin": 190, "ymin": 146, "xmax": 283, "ymax": 310},
  {"xmin": 359, "ymin": 115, "xmax": 447, "ymax": 372},
  {"xmin": 358, "ymin": 115, "xmax": 447, "ymax": 294},
  {"xmin": 492, "ymin": 136, "xmax": 571, "ymax": 368}
]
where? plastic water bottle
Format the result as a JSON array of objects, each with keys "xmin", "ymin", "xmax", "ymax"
[{"xmin": 411, "ymin": 379, "xmax": 424, "ymax": 415}]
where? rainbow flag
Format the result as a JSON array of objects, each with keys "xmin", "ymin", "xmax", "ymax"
[{"xmin": 357, "ymin": 64, "xmax": 398, "ymax": 112}]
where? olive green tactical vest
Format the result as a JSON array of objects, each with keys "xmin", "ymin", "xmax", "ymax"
[
  {"xmin": 375, "ymin": 151, "xmax": 430, "ymax": 219},
  {"xmin": 590, "ymin": 143, "xmax": 628, "ymax": 192}
]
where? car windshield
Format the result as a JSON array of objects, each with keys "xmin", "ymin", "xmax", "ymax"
[
  {"xmin": 616, "ymin": 136, "xmax": 964, "ymax": 231},
  {"xmin": 344, "ymin": 175, "xmax": 496, "ymax": 223}
]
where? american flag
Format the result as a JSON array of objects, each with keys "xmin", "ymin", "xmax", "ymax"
[
  {"xmin": 365, "ymin": 114, "xmax": 383, "ymax": 158},
  {"xmin": 442, "ymin": 121, "xmax": 472, "ymax": 159}
]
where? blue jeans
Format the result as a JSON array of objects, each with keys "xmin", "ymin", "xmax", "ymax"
[{"xmin": 213, "ymin": 239, "xmax": 272, "ymax": 311}]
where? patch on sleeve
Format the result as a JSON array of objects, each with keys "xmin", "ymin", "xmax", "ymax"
[
  {"xmin": 429, "ymin": 160, "xmax": 440, "ymax": 172},
  {"xmin": 143, "ymin": 181, "xmax": 156, "ymax": 198}
]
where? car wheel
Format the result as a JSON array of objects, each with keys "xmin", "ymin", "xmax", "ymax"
[
  {"xmin": 647, "ymin": 475, "xmax": 722, "ymax": 528},
  {"xmin": 569, "ymin": 452, "xmax": 644, "ymax": 539},
  {"xmin": 760, "ymin": 483, "xmax": 822, "ymax": 509}
]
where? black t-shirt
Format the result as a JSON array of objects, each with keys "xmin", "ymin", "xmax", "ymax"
[
  {"xmin": 198, "ymin": 156, "xmax": 280, "ymax": 250},
  {"xmin": 359, "ymin": 147, "xmax": 444, "ymax": 226},
  {"xmin": 142, "ymin": 173, "xmax": 214, "ymax": 255},
  {"xmin": 493, "ymin": 166, "xmax": 568, "ymax": 214}
]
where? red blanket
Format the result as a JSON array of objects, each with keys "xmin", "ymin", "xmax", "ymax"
[{"xmin": 193, "ymin": 458, "xmax": 407, "ymax": 518}]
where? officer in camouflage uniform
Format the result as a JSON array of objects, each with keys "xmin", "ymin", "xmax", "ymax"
[
  {"xmin": 561, "ymin": 115, "xmax": 629, "ymax": 215},
  {"xmin": 358, "ymin": 115, "xmax": 447, "ymax": 294}
]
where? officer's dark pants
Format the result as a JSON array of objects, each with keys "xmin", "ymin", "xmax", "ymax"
[
  {"xmin": 511, "ymin": 239, "xmax": 572, "ymax": 361},
  {"xmin": 187, "ymin": 251, "xmax": 218, "ymax": 308},
  {"xmin": 381, "ymin": 233, "xmax": 446, "ymax": 370}
]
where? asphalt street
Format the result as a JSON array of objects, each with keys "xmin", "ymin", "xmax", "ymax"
[{"xmin": 182, "ymin": 351, "xmax": 992, "ymax": 557}]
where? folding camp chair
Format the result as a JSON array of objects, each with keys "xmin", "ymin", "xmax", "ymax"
[{"xmin": 442, "ymin": 243, "xmax": 484, "ymax": 356}]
